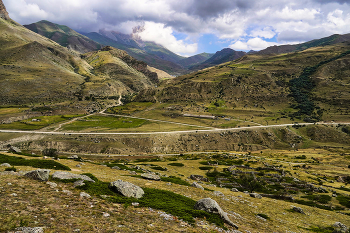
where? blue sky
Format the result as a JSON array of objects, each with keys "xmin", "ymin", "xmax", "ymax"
[{"xmin": 4, "ymin": 0, "xmax": 350, "ymax": 56}]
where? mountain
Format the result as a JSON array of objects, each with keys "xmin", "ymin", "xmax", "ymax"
[
  {"xmin": 258, "ymin": 33, "xmax": 350, "ymax": 55},
  {"xmin": 83, "ymin": 31, "xmax": 186, "ymax": 76},
  {"xmin": 0, "ymin": 5, "xmax": 156, "ymax": 108},
  {"xmin": 24, "ymin": 20, "xmax": 102, "ymax": 54},
  {"xmin": 0, "ymin": 0, "xmax": 9, "ymax": 20},
  {"xmin": 177, "ymin": 53, "xmax": 214, "ymax": 69},
  {"xmin": 189, "ymin": 48, "xmax": 246, "ymax": 71}
]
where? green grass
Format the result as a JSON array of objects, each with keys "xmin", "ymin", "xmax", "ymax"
[
  {"xmin": 0, "ymin": 115, "xmax": 82, "ymax": 130},
  {"xmin": 106, "ymin": 102, "xmax": 154, "ymax": 115},
  {"xmin": 301, "ymin": 194, "xmax": 331, "ymax": 204},
  {"xmin": 62, "ymin": 115, "xmax": 148, "ymax": 131},
  {"xmin": 0, "ymin": 154, "xmax": 71, "ymax": 171},
  {"xmin": 77, "ymin": 179, "xmax": 225, "ymax": 227}
]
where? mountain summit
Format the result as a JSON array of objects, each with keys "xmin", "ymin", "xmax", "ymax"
[{"xmin": 0, "ymin": 0, "xmax": 10, "ymax": 20}]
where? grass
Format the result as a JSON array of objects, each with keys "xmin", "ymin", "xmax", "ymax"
[
  {"xmin": 62, "ymin": 115, "xmax": 148, "ymax": 131},
  {"xmin": 0, "ymin": 154, "xmax": 71, "ymax": 171},
  {"xmin": 106, "ymin": 102, "xmax": 154, "ymax": 115},
  {"xmin": 0, "ymin": 115, "xmax": 82, "ymax": 130}
]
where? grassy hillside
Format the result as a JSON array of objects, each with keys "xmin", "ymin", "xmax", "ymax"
[
  {"xmin": 24, "ymin": 20, "xmax": 102, "ymax": 54},
  {"xmin": 178, "ymin": 53, "xmax": 214, "ymax": 69},
  {"xmin": 135, "ymin": 42, "xmax": 350, "ymax": 124}
]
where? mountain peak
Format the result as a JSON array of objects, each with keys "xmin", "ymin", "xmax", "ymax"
[{"xmin": 0, "ymin": 0, "xmax": 10, "ymax": 20}]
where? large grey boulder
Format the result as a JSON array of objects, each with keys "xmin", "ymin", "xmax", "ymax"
[
  {"xmin": 190, "ymin": 174, "xmax": 209, "ymax": 182},
  {"xmin": 13, "ymin": 227, "xmax": 44, "ymax": 233},
  {"xmin": 1, "ymin": 163, "xmax": 11, "ymax": 167},
  {"xmin": 249, "ymin": 193, "xmax": 262, "ymax": 199},
  {"xmin": 333, "ymin": 222, "xmax": 348, "ymax": 233},
  {"xmin": 194, "ymin": 198, "xmax": 238, "ymax": 229},
  {"xmin": 141, "ymin": 173, "xmax": 161, "ymax": 181},
  {"xmin": 52, "ymin": 171, "xmax": 95, "ymax": 183},
  {"xmin": 191, "ymin": 182, "xmax": 204, "ymax": 190},
  {"xmin": 109, "ymin": 180, "xmax": 144, "ymax": 199},
  {"xmin": 25, "ymin": 169, "xmax": 50, "ymax": 181},
  {"xmin": 292, "ymin": 206, "xmax": 305, "ymax": 214}
]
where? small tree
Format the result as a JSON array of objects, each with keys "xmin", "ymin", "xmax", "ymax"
[{"xmin": 42, "ymin": 148, "xmax": 58, "ymax": 159}]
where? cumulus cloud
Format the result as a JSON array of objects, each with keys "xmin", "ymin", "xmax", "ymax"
[
  {"xmin": 230, "ymin": 38, "xmax": 278, "ymax": 51},
  {"xmin": 3, "ymin": 0, "xmax": 350, "ymax": 55}
]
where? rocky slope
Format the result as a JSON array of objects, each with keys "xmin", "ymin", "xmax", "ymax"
[{"xmin": 0, "ymin": 0, "xmax": 9, "ymax": 20}]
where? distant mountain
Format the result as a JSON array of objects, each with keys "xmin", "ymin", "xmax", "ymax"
[
  {"xmin": 83, "ymin": 31, "xmax": 187, "ymax": 75},
  {"xmin": 177, "ymin": 53, "xmax": 214, "ymax": 69},
  {"xmin": 258, "ymin": 33, "xmax": 350, "ymax": 55},
  {"xmin": 189, "ymin": 48, "xmax": 246, "ymax": 71},
  {"xmin": 24, "ymin": 20, "xmax": 102, "ymax": 54}
]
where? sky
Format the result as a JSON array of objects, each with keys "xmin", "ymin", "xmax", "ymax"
[{"xmin": 4, "ymin": 0, "xmax": 350, "ymax": 56}]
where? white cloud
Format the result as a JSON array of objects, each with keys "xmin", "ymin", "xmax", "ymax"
[
  {"xmin": 136, "ymin": 21, "xmax": 198, "ymax": 55},
  {"xmin": 274, "ymin": 7, "xmax": 320, "ymax": 20},
  {"xmin": 250, "ymin": 27, "xmax": 276, "ymax": 39},
  {"xmin": 230, "ymin": 38, "xmax": 278, "ymax": 51}
]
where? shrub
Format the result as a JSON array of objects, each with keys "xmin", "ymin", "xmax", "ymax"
[
  {"xmin": 257, "ymin": 213, "xmax": 270, "ymax": 220},
  {"xmin": 167, "ymin": 163, "xmax": 184, "ymax": 167},
  {"xmin": 199, "ymin": 166, "xmax": 213, "ymax": 170},
  {"xmin": 160, "ymin": 176, "xmax": 191, "ymax": 186},
  {"xmin": 150, "ymin": 166, "xmax": 167, "ymax": 171},
  {"xmin": 0, "ymin": 154, "xmax": 70, "ymax": 171},
  {"xmin": 5, "ymin": 167, "xmax": 16, "ymax": 172}
]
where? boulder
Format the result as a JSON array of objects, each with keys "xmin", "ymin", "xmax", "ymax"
[
  {"xmin": 14, "ymin": 227, "xmax": 44, "ymax": 233},
  {"xmin": 333, "ymin": 222, "xmax": 348, "ymax": 233},
  {"xmin": 0, "ymin": 163, "xmax": 11, "ymax": 167},
  {"xmin": 249, "ymin": 193, "xmax": 262, "ymax": 199},
  {"xmin": 68, "ymin": 155, "xmax": 79, "ymax": 159},
  {"xmin": 231, "ymin": 188, "xmax": 239, "ymax": 192},
  {"xmin": 52, "ymin": 171, "xmax": 95, "ymax": 183},
  {"xmin": 189, "ymin": 174, "xmax": 209, "ymax": 182},
  {"xmin": 292, "ymin": 206, "xmax": 305, "ymax": 214},
  {"xmin": 73, "ymin": 180, "xmax": 85, "ymax": 187},
  {"xmin": 109, "ymin": 180, "xmax": 144, "ymax": 199},
  {"xmin": 25, "ymin": 169, "xmax": 50, "ymax": 181},
  {"xmin": 9, "ymin": 146, "xmax": 21, "ymax": 153},
  {"xmin": 111, "ymin": 166, "xmax": 121, "ymax": 170},
  {"xmin": 191, "ymin": 182, "xmax": 204, "ymax": 190},
  {"xmin": 46, "ymin": 182, "xmax": 57, "ymax": 189},
  {"xmin": 80, "ymin": 192, "xmax": 91, "ymax": 198},
  {"xmin": 141, "ymin": 173, "xmax": 161, "ymax": 181},
  {"xmin": 194, "ymin": 198, "xmax": 238, "ymax": 229}
]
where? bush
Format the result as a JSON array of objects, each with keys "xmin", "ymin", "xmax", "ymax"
[
  {"xmin": 160, "ymin": 176, "xmax": 191, "ymax": 186},
  {"xmin": 0, "ymin": 154, "xmax": 70, "ymax": 171},
  {"xmin": 42, "ymin": 148, "xmax": 58, "ymax": 159},
  {"xmin": 150, "ymin": 166, "xmax": 167, "ymax": 171},
  {"xmin": 257, "ymin": 213, "xmax": 270, "ymax": 220},
  {"xmin": 199, "ymin": 166, "xmax": 213, "ymax": 170},
  {"xmin": 167, "ymin": 163, "xmax": 184, "ymax": 167},
  {"xmin": 5, "ymin": 167, "xmax": 16, "ymax": 172}
]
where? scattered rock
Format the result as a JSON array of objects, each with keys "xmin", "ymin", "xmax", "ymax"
[
  {"xmin": 141, "ymin": 173, "xmax": 161, "ymax": 181},
  {"xmin": 25, "ymin": 169, "xmax": 50, "ymax": 181},
  {"xmin": 80, "ymin": 192, "xmax": 91, "ymax": 198},
  {"xmin": 332, "ymin": 193, "xmax": 337, "ymax": 197},
  {"xmin": 189, "ymin": 174, "xmax": 209, "ymax": 182},
  {"xmin": 292, "ymin": 206, "xmax": 305, "ymax": 214},
  {"xmin": 102, "ymin": 212, "xmax": 110, "ymax": 217},
  {"xmin": 333, "ymin": 222, "xmax": 348, "ymax": 233},
  {"xmin": 0, "ymin": 163, "xmax": 11, "ymax": 167},
  {"xmin": 213, "ymin": 191, "xmax": 224, "ymax": 197},
  {"xmin": 109, "ymin": 180, "xmax": 144, "ymax": 199},
  {"xmin": 9, "ymin": 146, "xmax": 21, "ymax": 153},
  {"xmin": 62, "ymin": 190, "xmax": 72, "ymax": 195},
  {"xmin": 52, "ymin": 171, "xmax": 95, "ymax": 183},
  {"xmin": 68, "ymin": 155, "xmax": 79, "ymax": 159},
  {"xmin": 132, "ymin": 202, "xmax": 140, "ymax": 206},
  {"xmin": 191, "ymin": 182, "xmax": 204, "ymax": 190},
  {"xmin": 76, "ymin": 164, "xmax": 81, "ymax": 168},
  {"xmin": 111, "ymin": 166, "xmax": 121, "ymax": 170},
  {"xmin": 249, "ymin": 193, "xmax": 262, "ymax": 199},
  {"xmin": 46, "ymin": 182, "xmax": 57, "ymax": 189},
  {"xmin": 194, "ymin": 198, "xmax": 238, "ymax": 229},
  {"xmin": 73, "ymin": 180, "xmax": 85, "ymax": 188},
  {"xmin": 13, "ymin": 227, "xmax": 44, "ymax": 233},
  {"xmin": 231, "ymin": 188, "xmax": 239, "ymax": 192}
]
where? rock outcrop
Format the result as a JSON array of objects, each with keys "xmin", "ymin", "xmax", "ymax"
[
  {"xmin": 0, "ymin": 0, "xmax": 10, "ymax": 20},
  {"xmin": 25, "ymin": 169, "xmax": 50, "ymax": 181},
  {"xmin": 52, "ymin": 171, "xmax": 95, "ymax": 183},
  {"xmin": 141, "ymin": 173, "xmax": 161, "ymax": 181},
  {"xmin": 194, "ymin": 198, "xmax": 238, "ymax": 229},
  {"xmin": 191, "ymin": 182, "xmax": 204, "ymax": 190},
  {"xmin": 109, "ymin": 180, "xmax": 144, "ymax": 199}
]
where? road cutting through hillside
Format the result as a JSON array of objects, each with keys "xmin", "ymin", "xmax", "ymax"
[{"xmin": 0, "ymin": 122, "xmax": 349, "ymax": 135}]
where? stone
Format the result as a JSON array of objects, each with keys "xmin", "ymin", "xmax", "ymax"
[
  {"xmin": 52, "ymin": 171, "xmax": 95, "ymax": 183},
  {"xmin": 9, "ymin": 146, "xmax": 21, "ymax": 153},
  {"xmin": 14, "ymin": 227, "xmax": 44, "ymax": 233},
  {"xmin": 231, "ymin": 188, "xmax": 239, "ymax": 192},
  {"xmin": 249, "ymin": 193, "xmax": 262, "ymax": 199},
  {"xmin": 76, "ymin": 164, "xmax": 81, "ymax": 168},
  {"xmin": 25, "ymin": 169, "xmax": 50, "ymax": 181},
  {"xmin": 111, "ymin": 166, "xmax": 121, "ymax": 170},
  {"xmin": 191, "ymin": 182, "xmax": 204, "ymax": 190},
  {"xmin": 337, "ymin": 176, "xmax": 345, "ymax": 183},
  {"xmin": 68, "ymin": 155, "xmax": 79, "ymax": 159},
  {"xmin": 213, "ymin": 191, "xmax": 224, "ymax": 197},
  {"xmin": 0, "ymin": 163, "xmax": 11, "ymax": 167},
  {"xmin": 46, "ymin": 182, "xmax": 57, "ymax": 189},
  {"xmin": 189, "ymin": 174, "xmax": 209, "ymax": 182},
  {"xmin": 80, "ymin": 192, "xmax": 91, "ymax": 198},
  {"xmin": 73, "ymin": 180, "xmax": 85, "ymax": 188},
  {"xmin": 62, "ymin": 190, "xmax": 72, "ymax": 195},
  {"xmin": 141, "ymin": 173, "xmax": 161, "ymax": 181},
  {"xmin": 0, "ymin": 0, "xmax": 10, "ymax": 20},
  {"xmin": 292, "ymin": 206, "xmax": 305, "ymax": 214},
  {"xmin": 109, "ymin": 180, "xmax": 144, "ymax": 199},
  {"xmin": 194, "ymin": 198, "xmax": 238, "ymax": 229},
  {"xmin": 333, "ymin": 222, "xmax": 348, "ymax": 233},
  {"xmin": 102, "ymin": 212, "xmax": 110, "ymax": 217}
]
